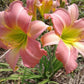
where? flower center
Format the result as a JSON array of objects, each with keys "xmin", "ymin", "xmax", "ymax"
[
  {"xmin": 1, "ymin": 28, "xmax": 27, "ymax": 49},
  {"xmin": 61, "ymin": 27, "xmax": 80, "ymax": 45}
]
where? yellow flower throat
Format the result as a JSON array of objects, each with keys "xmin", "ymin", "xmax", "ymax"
[
  {"xmin": 61, "ymin": 27, "xmax": 81, "ymax": 45},
  {"xmin": 1, "ymin": 28, "xmax": 27, "ymax": 49}
]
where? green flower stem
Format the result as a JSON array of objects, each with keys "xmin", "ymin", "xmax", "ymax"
[
  {"xmin": 49, "ymin": 61, "xmax": 63, "ymax": 80},
  {"xmin": 21, "ymin": 68, "xmax": 27, "ymax": 84}
]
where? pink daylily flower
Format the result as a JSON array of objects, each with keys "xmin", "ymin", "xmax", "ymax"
[
  {"xmin": 0, "ymin": 1, "xmax": 48, "ymax": 71},
  {"xmin": 52, "ymin": 0, "xmax": 68, "ymax": 11},
  {"xmin": 26, "ymin": 0, "xmax": 43, "ymax": 20},
  {"xmin": 36, "ymin": 0, "xmax": 68, "ymax": 17},
  {"xmin": 26, "ymin": 0, "xmax": 39, "ymax": 20},
  {"xmin": 41, "ymin": 4, "xmax": 84, "ymax": 73},
  {"xmin": 53, "ymin": 0, "xmax": 68, "ymax": 7},
  {"xmin": 35, "ymin": 0, "xmax": 53, "ymax": 16}
]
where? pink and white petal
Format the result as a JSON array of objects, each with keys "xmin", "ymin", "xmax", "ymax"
[
  {"xmin": 72, "ymin": 18, "xmax": 84, "ymax": 39},
  {"xmin": 4, "ymin": 1, "xmax": 32, "ymax": 33},
  {"xmin": 54, "ymin": 0, "xmax": 60, "ymax": 7},
  {"xmin": 68, "ymin": 4, "xmax": 79, "ymax": 23},
  {"xmin": 0, "ymin": 26, "xmax": 10, "ymax": 37},
  {"xmin": 0, "ymin": 12, "xmax": 10, "ymax": 49},
  {"xmin": 44, "ymin": 14, "xmax": 50, "ymax": 19},
  {"xmin": 0, "ymin": 41, "xmax": 8, "ymax": 49},
  {"xmin": 0, "ymin": 11, "xmax": 5, "ymax": 26},
  {"xmin": 44, "ymin": 9, "xmax": 71, "ymax": 35},
  {"xmin": 20, "ymin": 48, "xmax": 40, "ymax": 68},
  {"xmin": 20, "ymin": 37, "xmax": 47, "ymax": 68},
  {"xmin": 17, "ymin": 7, "xmax": 32, "ymax": 33},
  {"xmin": 27, "ymin": 0, "xmax": 41, "ymax": 9},
  {"xmin": 56, "ymin": 40, "xmax": 78, "ymax": 74},
  {"xmin": 28, "ymin": 20, "xmax": 48, "ymax": 39},
  {"xmin": 35, "ymin": 0, "xmax": 42, "ymax": 7},
  {"xmin": 26, "ymin": 0, "xmax": 34, "ymax": 10},
  {"xmin": 73, "ymin": 42, "xmax": 84, "ymax": 56},
  {"xmin": 6, "ymin": 49, "xmax": 19, "ymax": 71},
  {"xmin": 41, "ymin": 31, "xmax": 60, "ymax": 47},
  {"xmin": 72, "ymin": 18, "xmax": 84, "ymax": 29},
  {"xmin": 0, "ymin": 12, "xmax": 10, "ymax": 37},
  {"xmin": 4, "ymin": 1, "xmax": 23, "ymax": 28}
]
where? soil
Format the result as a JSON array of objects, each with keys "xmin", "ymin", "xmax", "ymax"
[{"xmin": 52, "ymin": 58, "xmax": 84, "ymax": 84}]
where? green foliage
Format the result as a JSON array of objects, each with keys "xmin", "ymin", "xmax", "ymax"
[
  {"xmin": 70, "ymin": 0, "xmax": 84, "ymax": 4},
  {"xmin": 0, "ymin": 45, "xmax": 63, "ymax": 84},
  {"xmin": 60, "ymin": 0, "xmax": 66, "ymax": 8},
  {"xmin": 21, "ymin": 0, "xmax": 26, "ymax": 6},
  {"xmin": 39, "ymin": 46, "xmax": 63, "ymax": 79}
]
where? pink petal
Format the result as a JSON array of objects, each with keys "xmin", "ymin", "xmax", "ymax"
[
  {"xmin": 41, "ymin": 31, "xmax": 60, "ymax": 47},
  {"xmin": 54, "ymin": 1, "xmax": 60, "ymax": 7},
  {"xmin": 0, "ymin": 12, "xmax": 10, "ymax": 49},
  {"xmin": 0, "ymin": 26, "xmax": 10, "ymax": 37},
  {"xmin": 56, "ymin": 40, "xmax": 78, "ymax": 74},
  {"xmin": 72, "ymin": 18, "xmax": 84, "ymax": 29},
  {"xmin": 68, "ymin": 4, "xmax": 79, "ymax": 23},
  {"xmin": 72, "ymin": 18, "xmax": 84, "ymax": 39},
  {"xmin": 27, "ymin": 0, "xmax": 41, "ymax": 8},
  {"xmin": 74, "ymin": 42, "xmax": 84, "ymax": 56},
  {"xmin": 28, "ymin": 20, "xmax": 48, "ymax": 39},
  {"xmin": 0, "ymin": 11, "xmax": 10, "ymax": 36},
  {"xmin": 26, "ymin": 0, "xmax": 34, "ymax": 10},
  {"xmin": 26, "ymin": 0, "xmax": 40, "ymax": 20},
  {"xmin": 35, "ymin": 0, "xmax": 42, "ymax": 7},
  {"xmin": 0, "ymin": 41, "xmax": 8, "ymax": 49},
  {"xmin": 51, "ymin": 1, "xmax": 60, "ymax": 12},
  {"xmin": 0, "ymin": 12, "xmax": 9, "ymax": 36},
  {"xmin": 4, "ymin": 1, "xmax": 32, "ymax": 33},
  {"xmin": 20, "ymin": 37, "xmax": 47, "ymax": 68},
  {"xmin": 6, "ymin": 49, "xmax": 19, "ymax": 71},
  {"xmin": 44, "ymin": 9, "xmax": 71, "ymax": 35},
  {"xmin": 0, "ymin": 11, "xmax": 5, "ymax": 26}
]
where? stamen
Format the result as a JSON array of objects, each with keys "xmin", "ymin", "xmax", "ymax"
[{"xmin": 47, "ymin": 26, "xmax": 53, "ymax": 31}]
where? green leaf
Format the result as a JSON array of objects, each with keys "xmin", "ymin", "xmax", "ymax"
[
  {"xmin": 54, "ymin": 60, "xmax": 63, "ymax": 72},
  {"xmin": 39, "ymin": 56, "xmax": 44, "ymax": 73},
  {"xmin": 0, "ymin": 63, "xmax": 9, "ymax": 67},
  {"xmin": 38, "ymin": 79, "xmax": 49, "ymax": 84},
  {"xmin": 0, "ymin": 78, "xmax": 6, "ymax": 82},
  {"xmin": 10, "ymin": 74, "xmax": 20, "ymax": 78},
  {"xmin": 0, "ymin": 74, "xmax": 20, "ymax": 82},
  {"xmin": 27, "ymin": 75, "xmax": 42, "ymax": 79},
  {"xmin": 0, "ymin": 68, "xmax": 12, "ymax": 72}
]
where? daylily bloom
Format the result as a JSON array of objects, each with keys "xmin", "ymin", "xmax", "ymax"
[
  {"xmin": 35, "ymin": 0, "xmax": 68, "ymax": 17},
  {"xmin": 36, "ymin": 0, "xmax": 53, "ymax": 17},
  {"xmin": 26, "ymin": 0, "xmax": 40, "ymax": 20},
  {"xmin": 52, "ymin": 0, "xmax": 68, "ymax": 12},
  {"xmin": 26, "ymin": 0, "xmax": 67, "ymax": 18},
  {"xmin": 0, "ymin": 1, "xmax": 48, "ymax": 71},
  {"xmin": 41, "ymin": 4, "xmax": 84, "ymax": 73}
]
